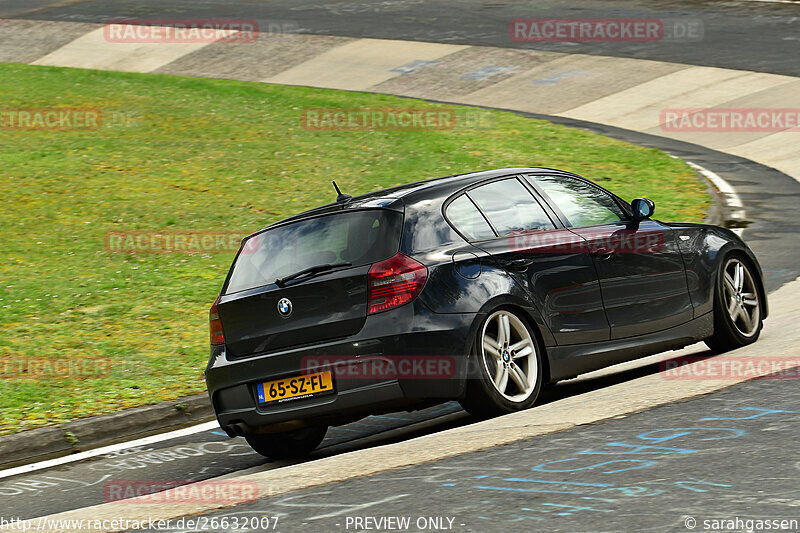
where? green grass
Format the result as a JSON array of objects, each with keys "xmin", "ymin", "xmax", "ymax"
[{"xmin": 0, "ymin": 63, "xmax": 709, "ymax": 434}]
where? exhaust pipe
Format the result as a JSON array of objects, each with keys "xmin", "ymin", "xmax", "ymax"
[{"xmin": 224, "ymin": 422, "xmax": 248, "ymax": 437}]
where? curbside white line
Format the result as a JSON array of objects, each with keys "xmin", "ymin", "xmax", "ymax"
[
  {"xmin": 687, "ymin": 161, "xmax": 746, "ymax": 236},
  {"xmin": 0, "ymin": 421, "xmax": 219, "ymax": 481}
]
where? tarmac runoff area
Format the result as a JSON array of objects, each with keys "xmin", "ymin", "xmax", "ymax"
[{"xmin": 136, "ymin": 376, "xmax": 800, "ymax": 533}]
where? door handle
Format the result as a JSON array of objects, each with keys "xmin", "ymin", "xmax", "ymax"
[
  {"xmin": 506, "ymin": 258, "xmax": 534, "ymax": 270},
  {"xmin": 593, "ymin": 247, "xmax": 614, "ymax": 261}
]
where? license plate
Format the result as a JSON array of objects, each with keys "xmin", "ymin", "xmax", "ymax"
[{"xmin": 256, "ymin": 371, "xmax": 335, "ymax": 405}]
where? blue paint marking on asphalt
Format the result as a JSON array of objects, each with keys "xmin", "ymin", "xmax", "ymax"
[
  {"xmin": 531, "ymin": 458, "xmax": 657, "ymax": 473},
  {"xmin": 389, "ymin": 59, "xmax": 440, "ymax": 75},
  {"xmin": 188, "ymin": 404, "xmax": 771, "ymax": 528},
  {"xmin": 504, "ymin": 514, "xmax": 546, "ymax": 522},
  {"xmin": 502, "ymin": 478, "xmax": 613, "ymax": 487},
  {"xmin": 700, "ymin": 407, "xmax": 800, "ymax": 421},
  {"xmin": 531, "ymin": 70, "xmax": 584, "ymax": 85},
  {"xmin": 523, "ymin": 503, "xmax": 613, "ymax": 515},
  {"xmin": 636, "ymin": 427, "xmax": 745, "ymax": 443},
  {"xmin": 488, "ymin": 411, "xmax": 773, "ymax": 521},
  {"xmin": 254, "ymin": 396, "xmax": 790, "ymax": 528},
  {"xmin": 577, "ymin": 442, "xmax": 697, "ymax": 455},
  {"xmin": 474, "ymin": 485, "xmax": 582, "ymax": 494},
  {"xmin": 671, "ymin": 479, "xmax": 732, "ymax": 492},
  {"xmin": 479, "ymin": 514, "xmax": 545, "ymax": 522},
  {"xmin": 462, "ymin": 66, "xmax": 518, "ymax": 81},
  {"xmin": 763, "ymin": 268, "xmax": 791, "ymax": 279}
]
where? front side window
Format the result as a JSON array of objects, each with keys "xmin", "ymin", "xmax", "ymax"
[
  {"xmin": 529, "ymin": 174, "xmax": 626, "ymax": 228},
  {"xmin": 467, "ymin": 178, "xmax": 555, "ymax": 236}
]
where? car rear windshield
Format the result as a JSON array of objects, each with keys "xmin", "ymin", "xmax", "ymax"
[{"xmin": 224, "ymin": 209, "xmax": 403, "ymax": 294}]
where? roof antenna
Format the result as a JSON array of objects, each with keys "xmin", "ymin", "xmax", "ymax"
[{"xmin": 332, "ymin": 181, "xmax": 351, "ymax": 203}]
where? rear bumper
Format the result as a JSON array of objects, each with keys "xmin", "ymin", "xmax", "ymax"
[{"xmin": 205, "ymin": 301, "xmax": 477, "ymax": 434}]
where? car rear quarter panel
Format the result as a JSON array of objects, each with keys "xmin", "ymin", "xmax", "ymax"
[
  {"xmin": 413, "ymin": 242, "xmax": 557, "ymax": 346},
  {"xmin": 399, "ymin": 190, "xmax": 561, "ymax": 350}
]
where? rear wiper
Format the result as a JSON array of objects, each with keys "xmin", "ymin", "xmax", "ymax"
[{"xmin": 275, "ymin": 262, "xmax": 352, "ymax": 287}]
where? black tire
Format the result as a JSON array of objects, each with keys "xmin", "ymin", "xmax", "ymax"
[
  {"xmin": 459, "ymin": 308, "xmax": 543, "ymax": 419},
  {"xmin": 245, "ymin": 425, "xmax": 327, "ymax": 459},
  {"xmin": 705, "ymin": 253, "xmax": 763, "ymax": 353}
]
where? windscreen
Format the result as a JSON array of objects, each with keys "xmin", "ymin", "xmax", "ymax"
[{"xmin": 225, "ymin": 209, "xmax": 403, "ymax": 294}]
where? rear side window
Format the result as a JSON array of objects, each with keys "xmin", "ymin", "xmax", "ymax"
[
  {"xmin": 530, "ymin": 174, "xmax": 626, "ymax": 227},
  {"xmin": 446, "ymin": 195, "xmax": 496, "ymax": 241},
  {"xmin": 225, "ymin": 210, "xmax": 402, "ymax": 294},
  {"xmin": 468, "ymin": 178, "xmax": 555, "ymax": 236}
]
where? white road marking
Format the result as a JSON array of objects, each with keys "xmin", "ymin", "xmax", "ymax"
[
  {"xmin": 0, "ymin": 421, "xmax": 220, "ymax": 481},
  {"xmin": 687, "ymin": 161, "xmax": 746, "ymax": 236}
]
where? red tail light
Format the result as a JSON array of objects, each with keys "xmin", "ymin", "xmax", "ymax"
[
  {"xmin": 368, "ymin": 253, "xmax": 428, "ymax": 314},
  {"xmin": 210, "ymin": 296, "xmax": 225, "ymax": 345}
]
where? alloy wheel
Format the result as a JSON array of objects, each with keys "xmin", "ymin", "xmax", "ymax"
[
  {"xmin": 480, "ymin": 310, "xmax": 538, "ymax": 402},
  {"xmin": 722, "ymin": 258, "xmax": 760, "ymax": 338}
]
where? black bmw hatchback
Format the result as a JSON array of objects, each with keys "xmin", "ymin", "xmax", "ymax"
[{"xmin": 206, "ymin": 167, "xmax": 767, "ymax": 458}]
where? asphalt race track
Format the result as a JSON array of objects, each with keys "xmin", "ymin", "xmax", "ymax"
[
  {"xmin": 0, "ymin": 0, "xmax": 798, "ymax": 531},
  {"xmin": 1, "ymin": 0, "xmax": 799, "ymax": 76},
  {"xmin": 140, "ymin": 377, "xmax": 800, "ymax": 533},
  {"xmin": 0, "ymin": 403, "xmax": 468, "ymax": 521}
]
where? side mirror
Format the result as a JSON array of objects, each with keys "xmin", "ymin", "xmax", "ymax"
[{"xmin": 631, "ymin": 198, "xmax": 655, "ymax": 220}]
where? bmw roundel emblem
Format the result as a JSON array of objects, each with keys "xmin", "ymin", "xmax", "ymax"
[{"xmin": 277, "ymin": 298, "xmax": 293, "ymax": 317}]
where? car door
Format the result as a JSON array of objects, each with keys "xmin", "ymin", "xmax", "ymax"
[
  {"xmin": 525, "ymin": 173, "xmax": 693, "ymax": 340},
  {"xmin": 450, "ymin": 176, "xmax": 610, "ymax": 345}
]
